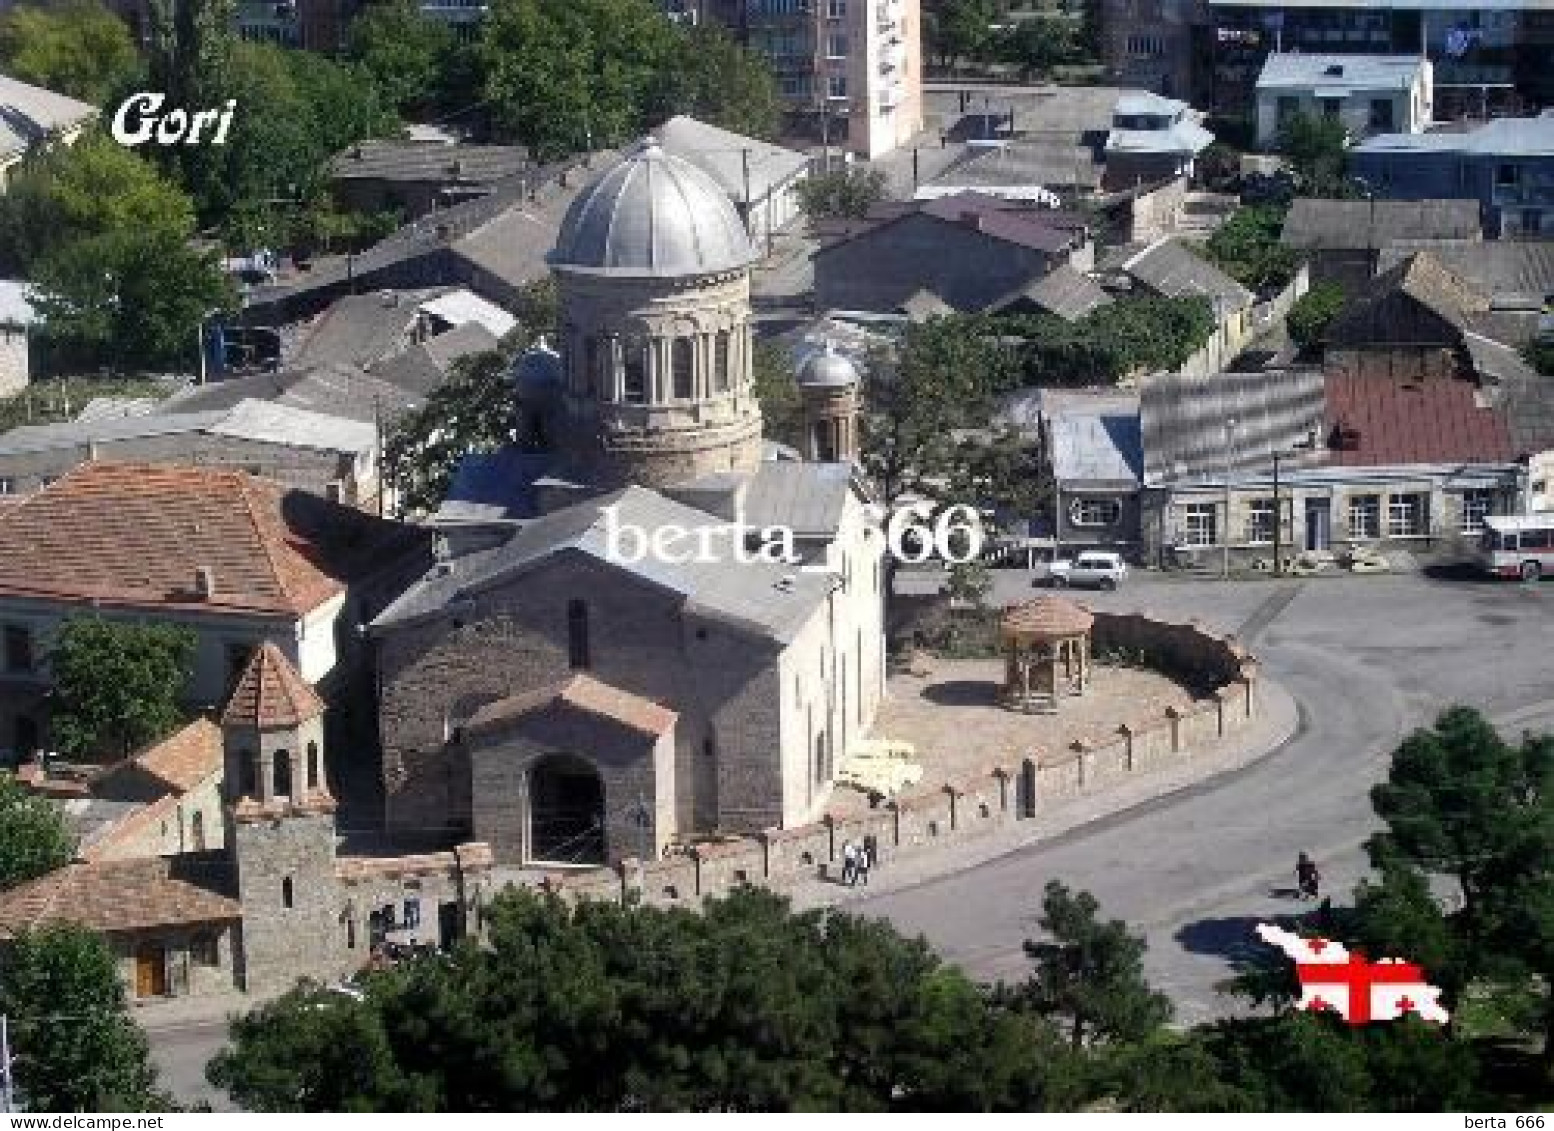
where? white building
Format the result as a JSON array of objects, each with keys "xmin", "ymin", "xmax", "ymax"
[{"xmin": 1255, "ymin": 53, "xmax": 1433, "ymax": 148}]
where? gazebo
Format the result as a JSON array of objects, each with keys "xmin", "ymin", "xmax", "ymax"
[{"xmin": 999, "ymin": 596, "xmax": 1094, "ymax": 713}]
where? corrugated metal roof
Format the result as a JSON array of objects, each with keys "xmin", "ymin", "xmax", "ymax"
[
  {"xmin": 0, "ymin": 399, "xmax": 374, "ymax": 458},
  {"xmin": 1326, "ymin": 373, "xmax": 1513, "ymax": 466},
  {"xmin": 1123, "ymin": 239, "xmax": 1254, "ymax": 308},
  {"xmin": 1282, "ymin": 198, "xmax": 1482, "ymax": 251},
  {"xmin": 1052, "ymin": 409, "xmax": 1143, "ymax": 486},
  {"xmin": 328, "ymin": 140, "xmax": 529, "ymax": 184},
  {"xmin": 1355, "ymin": 112, "xmax": 1554, "ymax": 158},
  {"xmin": 0, "ymin": 74, "xmax": 95, "ymax": 160},
  {"xmin": 1141, "ymin": 369, "xmax": 1328, "ymax": 485},
  {"xmin": 741, "ymin": 461, "xmax": 855, "ymax": 536}
]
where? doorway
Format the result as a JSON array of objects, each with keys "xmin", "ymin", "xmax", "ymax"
[
  {"xmin": 437, "ymin": 901, "xmax": 461, "ymax": 950},
  {"xmin": 528, "ymin": 754, "xmax": 605, "ymax": 865},
  {"xmin": 1018, "ymin": 758, "xmax": 1037, "ymax": 819},
  {"xmin": 1305, "ymin": 498, "xmax": 1331, "ymax": 552},
  {"xmin": 134, "ymin": 945, "xmax": 168, "ymax": 998}
]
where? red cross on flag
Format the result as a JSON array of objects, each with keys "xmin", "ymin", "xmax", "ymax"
[{"xmin": 1256, "ymin": 923, "xmax": 1449, "ymax": 1025}]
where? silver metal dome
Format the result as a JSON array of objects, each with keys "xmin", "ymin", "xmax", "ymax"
[
  {"xmin": 549, "ymin": 137, "xmax": 755, "ymax": 278},
  {"xmin": 797, "ymin": 341, "xmax": 860, "ymax": 389}
]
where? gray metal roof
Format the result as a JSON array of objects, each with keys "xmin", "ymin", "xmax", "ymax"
[
  {"xmin": 0, "ymin": 74, "xmax": 95, "ymax": 160},
  {"xmin": 1141, "ymin": 369, "xmax": 1328, "ymax": 486},
  {"xmin": 796, "ymin": 342, "xmax": 860, "ymax": 388},
  {"xmin": 290, "ymin": 288, "xmax": 447, "ymax": 370},
  {"xmin": 1123, "ymin": 239, "xmax": 1254, "ymax": 308},
  {"xmin": 1257, "ymin": 53, "xmax": 1426, "ymax": 92},
  {"xmin": 550, "ymin": 138, "xmax": 755, "ymax": 278},
  {"xmin": 328, "ymin": 140, "xmax": 529, "ymax": 185},
  {"xmin": 989, "ymin": 264, "xmax": 1113, "ymax": 320},
  {"xmin": 1355, "ymin": 112, "xmax": 1554, "ymax": 158},
  {"xmin": 1051, "ymin": 407, "xmax": 1143, "ymax": 487},
  {"xmin": 374, "ymin": 484, "xmax": 832, "ymax": 643},
  {"xmin": 655, "ymin": 116, "xmax": 809, "ymax": 205},
  {"xmin": 1375, "ymin": 241, "xmax": 1554, "ymax": 310},
  {"xmin": 739, "ymin": 461, "xmax": 855, "ymax": 536}
]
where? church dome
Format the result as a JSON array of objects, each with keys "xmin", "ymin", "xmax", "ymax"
[
  {"xmin": 797, "ymin": 341, "xmax": 860, "ymax": 389},
  {"xmin": 511, "ymin": 337, "xmax": 562, "ymax": 388},
  {"xmin": 549, "ymin": 137, "xmax": 755, "ymax": 278}
]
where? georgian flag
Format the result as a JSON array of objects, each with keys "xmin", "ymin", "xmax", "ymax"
[{"xmin": 1256, "ymin": 923, "xmax": 1449, "ymax": 1025}]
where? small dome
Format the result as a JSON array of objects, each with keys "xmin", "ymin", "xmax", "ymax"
[
  {"xmin": 549, "ymin": 137, "xmax": 754, "ymax": 278},
  {"xmin": 1000, "ymin": 596, "xmax": 1094, "ymax": 640},
  {"xmin": 797, "ymin": 341, "xmax": 860, "ymax": 389},
  {"xmin": 512, "ymin": 337, "xmax": 562, "ymax": 388}
]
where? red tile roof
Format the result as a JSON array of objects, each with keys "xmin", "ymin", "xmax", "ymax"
[
  {"xmin": 221, "ymin": 642, "xmax": 325, "ymax": 729},
  {"xmin": 1324, "ymin": 373, "xmax": 1514, "ymax": 466},
  {"xmin": 0, "ymin": 461, "xmax": 419, "ymax": 617},
  {"xmin": 468, "ymin": 674, "xmax": 678, "ymax": 739},
  {"xmin": 96, "ymin": 719, "xmax": 223, "ymax": 795},
  {"xmin": 0, "ymin": 854, "xmax": 239, "ymax": 936}
]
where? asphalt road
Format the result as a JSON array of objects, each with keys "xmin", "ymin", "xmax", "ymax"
[
  {"xmin": 147, "ymin": 570, "xmax": 1554, "ymax": 1101},
  {"xmin": 858, "ymin": 570, "xmax": 1554, "ymax": 1023}
]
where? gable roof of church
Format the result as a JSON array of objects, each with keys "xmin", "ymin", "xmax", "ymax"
[
  {"xmin": 467, "ymin": 674, "xmax": 678, "ymax": 741},
  {"xmin": 372, "ymin": 483, "xmax": 837, "ymax": 644},
  {"xmin": 222, "ymin": 643, "xmax": 326, "ymax": 729}
]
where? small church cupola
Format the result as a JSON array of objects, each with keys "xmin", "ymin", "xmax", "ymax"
[
  {"xmin": 512, "ymin": 336, "xmax": 564, "ymax": 448},
  {"xmin": 219, "ymin": 643, "xmax": 335, "ymax": 821},
  {"xmin": 796, "ymin": 341, "xmax": 861, "ymax": 464}
]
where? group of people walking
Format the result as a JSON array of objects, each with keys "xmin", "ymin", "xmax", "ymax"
[{"xmin": 840, "ymin": 838, "xmax": 876, "ymax": 886}]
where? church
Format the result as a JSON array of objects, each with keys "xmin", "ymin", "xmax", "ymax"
[{"xmin": 369, "ymin": 138, "xmax": 888, "ymax": 868}]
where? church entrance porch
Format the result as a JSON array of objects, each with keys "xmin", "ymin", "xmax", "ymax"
[{"xmin": 528, "ymin": 754, "xmax": 605, "ymax": 865}]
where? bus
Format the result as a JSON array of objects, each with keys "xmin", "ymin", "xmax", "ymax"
[{"xmin": 1477, "ymin": 515, "xmax": 1554, "ymax": 581}]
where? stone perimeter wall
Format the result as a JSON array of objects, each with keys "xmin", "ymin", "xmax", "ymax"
[{"xmin": 523, "ymin": 612, "xmax": 1261, "ymax": 909}]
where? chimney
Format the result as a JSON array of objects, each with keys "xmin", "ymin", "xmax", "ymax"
[{"xmin": 194, "ymin": 566, "xmax": 216, "ymax": 599}]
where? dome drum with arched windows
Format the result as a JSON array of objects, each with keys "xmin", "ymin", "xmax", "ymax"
[{"xmin": 220, "ymin": 643, "xmax": 335, "ymax": 818}]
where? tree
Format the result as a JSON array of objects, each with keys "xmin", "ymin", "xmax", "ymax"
[
  {"xmin": 1276, "ymin": 113, "xmax": 1350, "ymax": 194},
  {"xmin": 946, "ymin": 560, "xmax": 992, "ymax": 609},
  {"xmin": 0, "ymin": 925, "xmax": 167, "ymax": 1111},
  {"xmin": 930, "ymin": 0, "xmax": 998, "ymax": 69},
  {"xmin": 211, "ymin": 886, "xmax": 1083, "ymax": 1111},
  {"xmin": 651, "ymin": 22, "xmax": 781, "ymax": 142},
  {"xmin": 998, "ymin": 15, "xmax": 1077, "ymax": 81},
  {"xmin": 1286, "ymin": 281, "xmax": 1345, "ymax": 353},
  {"xmin": 947, "ymin": 424, "xmax": 1052, "ymax": 533},
  {"xmin": 384, "ymin": 346, "xmax": 523, "ymax": 515},
  {"xmin": 0, "ymin": 0, "xmax": 139, "ymax": 103},
  {"xmin": 794, "ymin": 168, "xmax": 888, "ymax": 221},
  {"xmin": 0, "ymin": 774, "xmax": 75, "ymax": 891},
  {"xmin": 1017, "ymin": 880, "xmax": 1172, "ymax": 1050},
  {"xmin": 31, "ymin": 225, "xmax": 236, "ymax": 372},
  {"xmin": 47, "ymin": 619, "xmax": 197, "ymax": 759},
  {"xmin": 1523, "ymin": 338, "xmax": 1554, "ymax": 377},
  {"xmin": 0, "ymin": 133, "xmax": 197, "ymax": 275},
  {"xmin": 752, "ymin": 339, "xmax": 804, "ymax": 450},
  {"xmin": 348, "ymin": 0, "xmax": 456, "ymax": 115},
  {"xmin": 1201, "ymin": 204, "xmax": 1301, "ymax": 293}
]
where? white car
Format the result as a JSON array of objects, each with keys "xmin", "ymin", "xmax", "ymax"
[{"xmin": 1044, "ymin": 551, "xmax": 1128, "ymax": 590}]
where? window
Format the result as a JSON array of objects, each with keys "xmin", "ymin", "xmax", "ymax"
[
  {"xmin": 191, "ymin": 810, "xmax": 206, "ymax": 852},
  {"xmin": 0, "ymin": 478, "xmax": 11, "ymax": 495},
  {"xmin": 1496, "ymin": 163, "xmax": 1520, "ymax": 188},
  {"xmin": 1183, "ymin": 503, "xmax": 1218, "ymax": 547},
  {"xmin": 826, "ymin": 32, "xmax": 848, "ymax": 57},
  {"xmin": 1368, "ymin": 98, "xmax": 1394, "ymax": 131},
  {"xmin": 3, "ymin": 625, "xmax": 33, "ymax": 673},
  {"xmin": 1460, "ymin": 489, "xmax": 1495, "ymax": 534},
  {"xmin": 703, "ymin": 735, "xmax": 715, "ymax": 758},
  {"xmin": 622, "ymin": 341, "xmax": 647, "ymax": 403},
  {"xmin": 567, "ymin": 599, "xmax": 590, "ymax": 670},
  {"xmin": 347, "ymin": 917, "xmax": 357, "ymax": 949},
  {"xmin": 1276, "ymin": 96, "xmax": 1300, "ymax": 123},
  {"xmin": 1388, "ymin": 492, "xmax": 1427, "ymax": 537},
  {"xmin": 826, "ymin": 0, "xmax": 845, "ymax": 16},
  {"xmin": 191, "ymin": 933, "xmax": 219, "ymax": 967},
  {"xmin": 1126, "ymin": 33, "xmax": 1163, "ymax": 56},
  {"xmin": 827, "ymin": 74, "xmax": 847, "ymax": 99},
  {"xmin": 1246, "ymin": 499, "xmax": 1275, "ymax": 544},
  {"xmin": 1522, "ymin": 209, "xmax": 1544, "ymax": 234},
  {"xmin": 282, "ymin": 876, "xmax": 294, "ymax": 909},
  {"xmin": 307, "ymin": 741, "xmax": 320, "ymax": 790},
  {"xmin": 1348, "ymin": 494, "xmax": 1380, "ymax": 539},
  {"xmin": 238, "ymin": 752, "xmax": 257, "ymax": 798},
  {"xmin": 403, "ymin": 898, "xmax": 421, "ymax": 930},
  {"xmin": 714, "ymin": 332, "xmax": 731, "ymax": 391},
  {"xmin": 672, "ymin": 338, "xmax": 694, "ymax": 399},
  {"xmin": 273, "ymin": 750, "xmax": 292, "ymax": 798},
  {"xmin": 1320, "ymin": 97, "xmax": 1342, "ymax": 121},
  {"xmin": 1069, "ymin": 498, "xmax": 1120, "ymax": 527}
]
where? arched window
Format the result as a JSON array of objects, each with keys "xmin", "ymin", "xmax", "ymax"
[
  {"xmin": 672, "ymin": 338, "xmax": 694, "ymax": 399},
  {"xmin": 714, "ymin": 331, "xmax": 731, "ymax": 391},
  {"xmin": 238, "ymin": 751, "xmax": 257, "ymax": 798},
  {"xmin": 273, "ymin": 750, "xmax": 292, "ymax": 798},
  {"xmin": 567, "ymin": 599, "xmax": 590, "ymax": 670},
  {"xmin": 306, "ymin": 741, "xmax": 320, "ymax": 790},
  {"xmin": 622, "ymin": 340, "xmax": 647, "ymax": 403},
  {"xmin": 191, "ymin": 810, "xmax": 206, "ymax": 852},
  {"xmin": 282, "ymin": 876, "xmax": 294, "ymax": 908}
]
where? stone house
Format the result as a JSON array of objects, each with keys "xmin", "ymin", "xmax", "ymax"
[
  {"xmin": 0, "ymin": 462, "xmax": 428, "ymax": 764},
  {"xmin": 0, "ymin": 645, "xmax": 494, "ymax": 1001},
  {"xmin": 813, "ymin": 192, "xmax": 1093, "ymax": 314}
]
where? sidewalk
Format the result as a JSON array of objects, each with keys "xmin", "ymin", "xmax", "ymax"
[
  {"xmin": 788, "ymin": 675, "xmax": 1302, "ymax": 913},
  {"xmin": 135, "ymin": 987, "xmax": 282, "ymax": 1033}
]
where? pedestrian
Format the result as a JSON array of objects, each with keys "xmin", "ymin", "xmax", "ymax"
[
  {"xmin": 1296, "ymin": 852, "xmax": 1320, "ymax": 900},
  {"xmin": 856, "ymin": 841, "xmax": 872, "ymax": 886},
  {"xmin": 863, "ymin": 834, "xmax": 879, "ymax": 870},
  {"xmin": 841, "ymin": 840, "xmax": 858, "ymax": 886}
]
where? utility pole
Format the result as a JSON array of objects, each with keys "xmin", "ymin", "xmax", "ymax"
[
  {"xmin": 741, "ymin": 147, "xmax": 753, "ymax": 240},
  {"xmin": 911, "ymin": 145, "xmax": 919, "ymax": 189}
]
